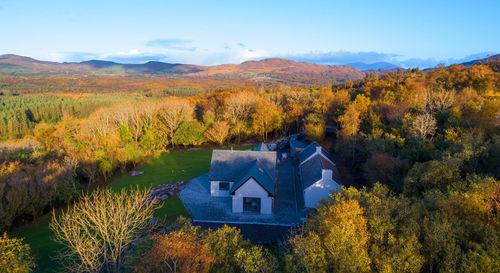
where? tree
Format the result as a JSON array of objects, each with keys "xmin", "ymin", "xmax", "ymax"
[
  {"xmin": 303, "ymin": 113, "xmax": 325, "ymax": 142},
  {"xmin": 204, "ymin": 225, "xmax": 249, "ymax": 272},
  {"xmin": 174, "ymin": 121, "xmax": 207, "ymax": 146},
  {"xmin": 315, "ymin": 198, "xmax": 372, "ymax": 273},
  {"xmin": 410, "ymin": 112, "xmax": 437, "ymax": 140},
  {"xmin": 403, "ymin": 157, "xmax": 461, "ymax": 196},
  {"xmin": 224, "ymin": 92, "xmax": 259, "ymax": 143},
  {"xmin": 50, "ymin": 187, "xmax": 160, "ymax": 273},
  {"xmin": 287, "ymin": 230, "xmax": 328, "ymax": 273},
  {"xmin": 0, "ymin": 233, "xmax": 35, "ymax": 273},
  {"xmin": 236, "ymin": 245, "xmax": 278, "ymax": 273},
  {"xmin": 155, "ymin": 98, "xmax": 194, "ymax": 148},
  {"xmin": 205, "ymin": 121, "xmax": 230, "ymax": 145},
  {"xmin": 252, "ymin": 100, "xmax": 282, "ymax": 141},
  {"xmin": 136, "ymin": 230, "xmax": 215, "ymax": 273},
  {"xmin": 339, "ymin": 103, "xmax": 361, "ymax": 138},
  {"xmin": 338, "ymin": 103, "xmax": 361, "ymax": 164}
]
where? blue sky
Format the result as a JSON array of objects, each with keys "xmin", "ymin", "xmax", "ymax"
[{"xmin": 0, "ymin": 0, "xmax": 498, "ymax": 67}]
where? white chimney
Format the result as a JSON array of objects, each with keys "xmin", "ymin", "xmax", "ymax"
[
  {"xmin": 316, "ymin": 145, "xmax": 322, "ymax": 154},
  {"xmin": 322, "ymin": 169, "xmax": 333, "ymax": 180}
]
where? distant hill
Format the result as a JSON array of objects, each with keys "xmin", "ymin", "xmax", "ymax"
[
  {"xmin": 460, "ymin": 54, "xmax": 500, "ymax": 71},
  {"xmin": 0, "ymin": 54, "xmax": 363, "ymax": 85}
]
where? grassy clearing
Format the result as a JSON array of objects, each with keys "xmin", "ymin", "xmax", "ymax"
[{"xmin": 15, "ymin": 145, "xmax": 254, "ymax": 272}]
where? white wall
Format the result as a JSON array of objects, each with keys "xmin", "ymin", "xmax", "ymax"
[
  {"xmin": 304, "ymin": 175, "xmax": 341, "ymax": 208},
  {"xmin": 210, "ymin": 181, "xmax": 234, "ymax": 197},
  {"xmin": 232, "ymin": 178, "xmax": 273, "ymax": 214}
]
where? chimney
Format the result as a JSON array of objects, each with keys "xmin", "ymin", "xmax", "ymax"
[
  {"xmin": 322, "ymin": 169, "xmax": 333, "ymax": 180},
  {"xmin": 316, "ymin": 145, "xmax": 322, "ymax": 154}
]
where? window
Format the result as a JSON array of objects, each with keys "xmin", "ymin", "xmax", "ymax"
[
  {"xmin": 219, "ymin": 182, "xmax": 230, "ymax": 191},
  {"xmin": 243, "ymin": 197, "xmax": 261, "ymax": 213}
]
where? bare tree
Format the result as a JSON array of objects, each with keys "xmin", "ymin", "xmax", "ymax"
[
  {"xmin": 156, "ymin": 98, "xmax": 194, "ymax": 148},
  {"xmin": 424, "ymin": 87, "xmax": 455, "ymax": 113},
  {"xmin": 50, "ymin": 187, "xmax": 160, "ymax": 273},
  {"xmin": 411, "ymin": 112, "xmax": 437, "ymax": 140},
  {"xmin": 224, "ymin": 92, "xmax": 259, "ymax": 143}
]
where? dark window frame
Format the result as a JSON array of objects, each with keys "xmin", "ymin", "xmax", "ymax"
[
  {"xmin": 243, "ymin": 197, "xmax": 261, "ymax": 213},
  {"xmin": 219, "ymin": 182, "xmax": 230, "ymax": 191}
]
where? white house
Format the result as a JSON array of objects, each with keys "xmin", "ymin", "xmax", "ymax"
[
  {"xmin": 298, "ymin": 142, "xmax": 342, "ymax": 208},
  {"xmin": 208, "ymin": 149, "xmax": 277, "ymax": 214}
]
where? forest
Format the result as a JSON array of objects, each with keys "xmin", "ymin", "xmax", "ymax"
[{"xmin": 0, "ymin": 61, "xmax": 499, "ymax": 272}]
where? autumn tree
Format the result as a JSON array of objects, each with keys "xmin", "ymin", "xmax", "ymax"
[
  {"xmin": 155, "ymin": 98, "xmax": 194, "ymax": 148},
  {"xmin": 0, "ymin": 233, "xmax": 35, "ymax": 273},
  {"xmin": 50, "ymin": 187, "xmax": 160, "ymax": 273},
  {"xmin": 136, "ymin": 230, "xmax": 215, "ymax": 273},
  {"xmin": 286, "ymin": 230, "xmax": 328, "ymax": 273},
  {"xmin": 291, "ymin": 192, "xmax": 372, "ymax": 273},
  {"xmin": 205, "ymin": 121, "xmax": 230, "ymax": 145},
  {"xmin": 304, "ymin": 113, "xmax": 326, "ymax": 142},
  {"xmin": 252, "ymin": 100, "xmax": 282, "ymax": 141},
  {"xmin": 338, "ymin": 102, "xmax": 362, "ymax": 163},
  {"xmin": 224, "ymin": 92, "xmax": 259, "ymax": 143}
]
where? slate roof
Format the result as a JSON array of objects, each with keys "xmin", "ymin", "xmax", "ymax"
[
  {"xmin": 289, "ymin": 134, "xmax": 309, "ymax": 156},
  {"xmin": 300, "ymin": 153, "xmax": 342, "ymax": 189},
  {"xmin": 230, "ymin": 160, "xmax": 275, "ymax": 195},
  {"xmin": 208, "ymin": 150, "xmax": 277, "ymax": 195},
  {"xmin": 298, "ymin": 142, "xmax": 331, "ymax": 164},
  {"xmin": 254, "ymin": 142, "xmax": 269, "ymax": 151}
]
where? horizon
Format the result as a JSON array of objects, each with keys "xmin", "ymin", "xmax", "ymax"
[{"xmin": 0, "ymin": 0, "xmax": 499, "ymax": 68}]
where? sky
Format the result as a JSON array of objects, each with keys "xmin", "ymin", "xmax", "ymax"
[{"xmin": 0, "ymin": 0, "xmax": 499, "ymax": 68}]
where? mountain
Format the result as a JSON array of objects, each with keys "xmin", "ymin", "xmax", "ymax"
[
  {"xmin": 346, "ymin": 62, "xmax": 400, "ymax": 71},
  {"xmin": 0, "ymin": 54, "xmax": 363, "ymax": 84},
  {"xmin": 460, "ymin": 54, "xmax": 500, "ymax": 67}
]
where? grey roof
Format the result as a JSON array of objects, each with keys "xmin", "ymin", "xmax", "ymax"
[
  {"xmin": 290, "ymin": 136, "xmax": 309, "ymax": 153},
  {"xmin": 300, "ymin": 153, "xmax": 342, "ymax": 189},
  {"xmin": 230, "ymin": 160, "xmax": 275, "ymax": 195},
  {"xmin": 254, "ymin": 142, "xmax": 269, "ymax": 151},
  {"xmin": 298, "ymin": 142, "xmax": 331, "ymax": 163},
  {"xmin": 208, "ymin": 150, "xmax": 277, "ymax": 195}
]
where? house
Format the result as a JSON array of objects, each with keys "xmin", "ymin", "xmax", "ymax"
[
  {"xmin": 208, "ymin": 149, "xmax": 277, "ymax": 214},
  {"xmin": 298, "ymin": 142, "xmax": 342, "ymax": 208}
]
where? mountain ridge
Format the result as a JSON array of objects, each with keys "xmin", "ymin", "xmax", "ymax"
[{"xmin": 0, "ymin": 54, "xmax": 364, "ymax": 84}]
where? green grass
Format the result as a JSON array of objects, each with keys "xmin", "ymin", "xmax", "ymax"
[
  {"xmin": 109, "ymin": 148, "xmax": 213, "ymax": 191},
  {"xmin": 16, "ymin": 214, "xmax": 61, "ymax": 273},
  {"xmin": 15, "ymin": 145, "xmax": 256, "ymax": 272},
  {"xmin": 15, "ymin": 145, "xmax": 254, "ymax": 272},
  {"xmin": 110, "ymin": 148, "xmax": 215, "ymax": 223}
]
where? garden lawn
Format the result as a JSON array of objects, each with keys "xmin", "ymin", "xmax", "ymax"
[
  {"xmin": 16, "ymin": 145, "xmax": 254, "ymax": 272},
  {"xmin": 110, "ymin": 148, "xmax": 214, "ymax": 222}
]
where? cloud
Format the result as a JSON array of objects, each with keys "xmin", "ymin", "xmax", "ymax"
[
  {"xmin": 195, "ymin": 48, "xmax": 269, "ymax": 66},
  {"xmin": 282, "ymin": 50, "xmax": 498, "ymax": 69},
  {"xmin": 58, "ymin": 50, "xmax": 168, "ymax": 64},
  {"xmin": 146, "ymin": 39, "xmax": 197, "ymax": 51},
  {"xmin": 104, "ymin": 53, "xmax": 169, "ymax": 63},
  {"xmin": 285, "ymin": 51, "xmax": 402, "ymax": 66},
  {"xmin": 237, "ymin": 42, "xmax": 246, "ymax": 48}
]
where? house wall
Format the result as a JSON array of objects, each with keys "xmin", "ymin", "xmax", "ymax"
[
  {"xmin": 232, "ymin": 178, "xmax": 273, "ymax": 214},
  {"xmin": 210, "ymin": 181, "xmax": 234, "ymax": 197},
  {"xmin": 304, "ymin": 176, "xmax": 341, "ymax": 208}
]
